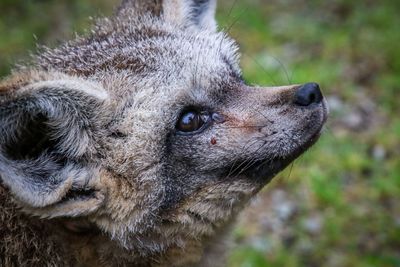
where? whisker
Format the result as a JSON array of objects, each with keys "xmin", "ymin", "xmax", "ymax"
[
  {"xmin": 269, "ymin": 55, "xmax": 293, "ymax": 84},
  {"xmin": 234, "ymin": 146, "xmax": 267, "ymax": 178},
  {"xmin": 249, "ymin": 106, "xmax": 275, "ymax": 124},
  {"xmin": 286, "ymin": 161, "xmax": 295, "ymax": 181},
  {"xmin": 208, "ymin": 139, "xmax": 268, "ymax": 196},
  {"xmin": 244, "ymin": 53, "xmax": 278, "ymax": 86},
  {"xmin": 225, "ymin": 139, "xmax": 263, "ymax": 178},
  {"xmin": 224, "ymin": 7, "xmax": 249, "ymax": 35},
  {"xmin": 231, "ymin": 141, "xmax": 266, "ymax": 176},
  {"xmin": 225, "ymin": 0, "xmax": 240, "ymax": 25},
  {"xmin": 217, "ymin": 5, "xmax": 249, "ymax": 59}
]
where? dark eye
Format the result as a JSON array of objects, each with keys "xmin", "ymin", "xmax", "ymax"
[{"xmin": 176, "ymin": 110, "xmax": 209, "ymax": 133}]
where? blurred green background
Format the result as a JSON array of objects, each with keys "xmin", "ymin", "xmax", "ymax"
[{"xmin": 1, "ymin": 1, "xmax": 399, "ymax": 266}]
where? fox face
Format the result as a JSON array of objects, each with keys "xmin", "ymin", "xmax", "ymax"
[{"xmin": 0, "ymin": 0, "xmax": 327, "ymax": 266}]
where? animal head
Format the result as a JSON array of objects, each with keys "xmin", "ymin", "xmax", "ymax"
[{"xmin": 0, "ymin": 0, "xmax": 327, "ymax": 265}]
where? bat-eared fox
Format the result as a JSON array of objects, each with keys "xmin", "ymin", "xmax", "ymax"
[{"xmin": 0, "ymin": 0, "xmax": 327, "ymax": 266}]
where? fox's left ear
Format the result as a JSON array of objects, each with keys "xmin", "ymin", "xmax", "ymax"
[
  {"xmin": 118, "ymin": 0, "xmax": 217, "ymax": 31},
  {"xmin": 0, "ymin": 73, "xmax": 110, "ymax": 218}
]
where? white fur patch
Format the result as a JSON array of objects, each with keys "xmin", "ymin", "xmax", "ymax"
[{"xmin": 28, "ymin": 79, "xmax": 109, "ymax": 101}]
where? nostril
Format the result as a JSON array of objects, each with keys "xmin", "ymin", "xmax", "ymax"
[{"xmin": 294, "ymin": 82, "xmax": 323, "ymax": 106}]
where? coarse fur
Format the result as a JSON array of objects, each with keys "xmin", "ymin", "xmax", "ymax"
[{"xmin": 0, "ymin": 1, "xmax": 328, "ymax": 266}]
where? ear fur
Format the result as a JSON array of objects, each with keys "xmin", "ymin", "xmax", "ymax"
[
  {"xmin": 0, "ymin": 72, "xmax": 109, "ymax": 218},
  {"xmin": 163, "ymin": 0, "xmax": 217, "ymax": 31},
  {"xmin": 117, "ymin": 0, "xmax": 217, "ymax": 31}
]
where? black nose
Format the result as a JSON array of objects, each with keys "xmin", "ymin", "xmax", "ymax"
[{"xmin": 294, "ymin": 82, "xmax": 323, "ymax": 106}]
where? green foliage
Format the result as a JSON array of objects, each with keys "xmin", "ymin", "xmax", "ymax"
[{"xmin": 0, "ymin": 0, "xmax": 116, "ymax": 77}]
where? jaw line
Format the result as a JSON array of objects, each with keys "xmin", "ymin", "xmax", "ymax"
[
  {"xmin": 226, "ymin": 104, "xmax": 327, "ymax": 184},
  {"xmin": 242, "ymin": 128, "xmax": 322, "ymax": 184},
  {"xmin": 247, "ymin": 102, "xmax": 328, "ymax": 183}
]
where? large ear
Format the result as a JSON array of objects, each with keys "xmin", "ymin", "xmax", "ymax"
[
  {"xmin": 0, "ymin": 73, "xmax": 109, "ymax": 218},
  {"xmin": 117, "ymin": 0, "xmax": 218, "ymax": 31}
]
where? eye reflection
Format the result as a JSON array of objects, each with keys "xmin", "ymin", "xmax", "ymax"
[{"xmin": 176, "ymin": 110, "xmax": 209, "ymax": 133}]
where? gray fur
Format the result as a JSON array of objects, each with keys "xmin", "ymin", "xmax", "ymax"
[{"xmin": 0, "ymin": 1, "xmax": 327, "ymax": 266}]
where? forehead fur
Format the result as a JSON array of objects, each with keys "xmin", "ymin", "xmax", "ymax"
[{"xmin": 36, "ymin": 15, "xmax": 241, "ymax": 95}]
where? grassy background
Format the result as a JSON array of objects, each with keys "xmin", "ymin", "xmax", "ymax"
[{"xmin": 1, "ymin": 1, "xmax": 399, "ymax": 266}]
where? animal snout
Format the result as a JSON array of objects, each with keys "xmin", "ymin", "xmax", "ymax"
[{"xmin": 294, "ymin": 82, "xmax": 323, "ymax": 106}]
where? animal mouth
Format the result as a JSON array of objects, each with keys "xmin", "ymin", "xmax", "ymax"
[
  {"xmin": 225, "ymin": 102, "xmax": 328, "ymax": 184},
  {"xmin": 243, "ymin": 102, "xmax": 328, "ymax": 183},
  {"xmin": 243, "ymin": 129, "xmax": 322, "ymax": 183}
]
